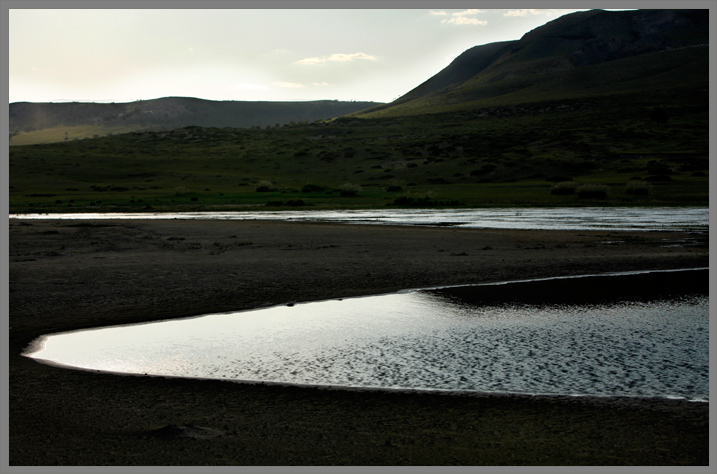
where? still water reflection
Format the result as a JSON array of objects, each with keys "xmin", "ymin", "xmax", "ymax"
[
  {"xmin": 26, "ymin": 270, "xmax": 709, "ymax": 401},
  {"xmin": 9, "ymin": 206, "xmax": 709, "ymax": 231}
]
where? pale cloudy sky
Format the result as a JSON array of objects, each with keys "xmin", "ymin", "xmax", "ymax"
[{"xmin": 9, "ymin": 5, "xmax": 633, "ymax": 104}]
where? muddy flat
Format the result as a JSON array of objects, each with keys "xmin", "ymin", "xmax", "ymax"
[{"xmin": 8, "ymin": 218, "xmax": 710, "ymax": 466}]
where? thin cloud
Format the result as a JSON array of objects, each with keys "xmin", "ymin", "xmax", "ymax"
[
  {"xmin": 328, "ymin": 52, "xmax": 376, "ymax": 62},
  {"xmin": 294, "ymin": 52, "xmax": 376, "ymax": 65},
  {"xmin": 294, "ymin": 57, "xmax": 324, "ymax": 65},
  {"xmin": 441, "ymin": 9, "xmax": 488, "ymax": 25},
  {"xmin": 313, "ymin": 82, "xmax": 329, "ymax": 86},
  {"xmin": 442, "ymin": 17, "xmax": 488, "ymax": 25},
  {"xmin": 453, "ymin": 9, "xmax": 486, "ymax": 16},
  {"xmin": 429, "ymin": 10, "xmax": 447, "ymax": 16},
  {"xmin": 503, "ymin": 9, "xmax": 559, "ymax": 17}
]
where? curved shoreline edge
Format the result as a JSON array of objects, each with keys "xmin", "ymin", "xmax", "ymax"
[
  {"xmin": 8, "ymin": 218, "xmax": 710, "ymax": 466},
  {"xmin": 21, "ymin": 267, "xmax": 709, "ymax": 405}
]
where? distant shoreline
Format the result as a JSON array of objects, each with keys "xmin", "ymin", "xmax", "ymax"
[{"xmin": 8, "ymin": 205, "xmax": 711, "ymax": 234}]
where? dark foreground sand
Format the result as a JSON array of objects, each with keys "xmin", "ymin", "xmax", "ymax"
[{"xmin": 8, "ymin": 218, "xmax": 710, "ymax": 466}]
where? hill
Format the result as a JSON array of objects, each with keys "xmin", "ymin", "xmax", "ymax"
[
  {"xmin": 8, "ymin": 97, "xmax": 381, "ymax": 145},
  {"xmin": 356, "ymin": 9, "xmax": 708, "ymax": 118},
  {"xmin": 8, "ymin": 9, "xmax": 709, "ymax": 213}
]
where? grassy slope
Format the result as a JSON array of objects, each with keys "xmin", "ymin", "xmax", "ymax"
[
  {"xmin": 8, "ymin": 125, "xmax": 140, "ymax": 146},
  {"xmin": 355, "ymin": 7, "xmax": 708, "ymax": 119},
  {"xmin": 9, "ymin": 82, "xmax": 709, "ymax": 213},
  {"xmin": 9, "ymin": 20, "xmax": 709, "ymax": 213},
  {"xmin": 354, "ymin": 46, "xmax": 708, "ymax": 118},
  {"xmin": 9, "ymin": 98, "xmax": 381, "ymax": 146}
]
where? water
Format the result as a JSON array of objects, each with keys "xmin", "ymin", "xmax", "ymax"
[
  {"xmin": 9, "ymin": 206, "xmax": 709, "ymax": 231},
  {"xmin": 26, "ymin": 269, "xmax": 709, "ymax": 401}
]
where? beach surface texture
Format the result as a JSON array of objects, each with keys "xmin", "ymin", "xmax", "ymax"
[{"xmin": 8, "ymin": 218, "xmax": 710, "ymax": 466}]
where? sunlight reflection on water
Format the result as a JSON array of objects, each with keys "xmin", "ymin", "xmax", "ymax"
[
  {"xmin": 10, "ymin": 206, "xmax": 709, "ymax": 231},
  {"xmin": 26, "ymin": 269, "xmax": 709, "ymax": 401}
]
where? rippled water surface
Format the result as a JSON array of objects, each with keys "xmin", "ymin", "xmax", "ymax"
[
  {"xmin": 27, "ymin": 270, "xmax": 709, "ymax": 401},
  {"xmin": 10, "ymin": 206, "xmax": 709, "ymax": 231}
]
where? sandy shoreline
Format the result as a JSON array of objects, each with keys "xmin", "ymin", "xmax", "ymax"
[{"xmin": 8, "ymin": 218, "xmax": 710, "ymax": 466}]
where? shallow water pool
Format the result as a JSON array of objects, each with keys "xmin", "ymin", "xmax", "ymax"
[{"xmin": 26, "ymin": 269, "xmax": 709, "ymax": 401}]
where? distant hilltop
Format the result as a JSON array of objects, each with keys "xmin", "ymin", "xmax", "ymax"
[
  {"xmin": 10, "ymin": 9, "xmax": 709, "ymax": 144},
  {"xmin": 355, "ymin": 8, "xmax": 708, "ymax": 118},
  {"xmin": 9, "ymin": 97, "xmax": 382, "ymax": 145}
]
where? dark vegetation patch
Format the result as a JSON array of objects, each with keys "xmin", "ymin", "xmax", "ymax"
[
  {"xmin": 8, "ymin": 54, "xmax": 708, "ymax": 212},
  {"xmin": 644, "ymin": 175, "xmax": 675, "ymax": 182},
  {"xmin": 301, "ymin": 184, "xmax": 329, "ymax": 193},
  {"xmin": 576, "ymin": 185, "xmax": 609, "ymax": 199},
  {"xmin": 550, "ymin": 182, "xmax": 578, "ymax": 195},
  {"xmin": 265, "ymin": 200, "xmax": 309, "ymax": 207},
  {"xmin": 391, "ymin": 196, "xmax": 464, "ymax": 207}
]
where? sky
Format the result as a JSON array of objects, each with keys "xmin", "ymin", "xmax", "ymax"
[{"xmin": 9, "ymin": 5, "xmax": 635, "ymax": 105}]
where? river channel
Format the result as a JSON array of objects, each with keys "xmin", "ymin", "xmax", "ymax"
[{"xmin": 10, "ymin": 206, "xmax": 709, "ymax": 231}]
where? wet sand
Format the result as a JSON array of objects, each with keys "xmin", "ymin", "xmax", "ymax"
[{"xmin": 8, "ymin": 218, "xmax": 710, "ymax": 466}]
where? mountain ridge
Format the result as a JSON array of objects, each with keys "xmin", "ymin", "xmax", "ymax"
[
  {"xmin": 9, "ymin": 96, "xmax": 381, "ymax": 145},
  {"xmin": 354, "ymin": 8, "xmax": 708, "ymax": 118},
  {"xmin": 8, "ymin": 8, "xmax": 709, "ymax": 159}
]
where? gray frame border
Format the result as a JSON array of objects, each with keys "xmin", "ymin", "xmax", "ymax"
[{"xmin": 2, "ymin": 1, "xmax": 715, "ymax": 473}]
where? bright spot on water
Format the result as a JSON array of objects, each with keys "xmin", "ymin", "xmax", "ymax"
[
  {"xmin": 26, "ymin": 270, "xmax": 709, "ymax": 401},
  {"xmin": 9, "ymin": 207, "xmax": 709, "ymax": 231}
]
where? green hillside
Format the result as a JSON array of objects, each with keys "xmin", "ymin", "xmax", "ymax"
[
  {"xmin": 9, "ymin": 97, "xmax": 381, "ymax": 146},
  {"xmin": 355, "ymin": 9, "xmax": 708, "ymax": 118},
  {"xmin": 355, "ymin": 45, "xmax": 708, "ymax": 118},
  {"xmin": 9, "ymin": 89, "xmax": 708, "ymax": 214},
  {"xmin": 8, "ymin": 9, "xmax": 709, "ymax": 213}
]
